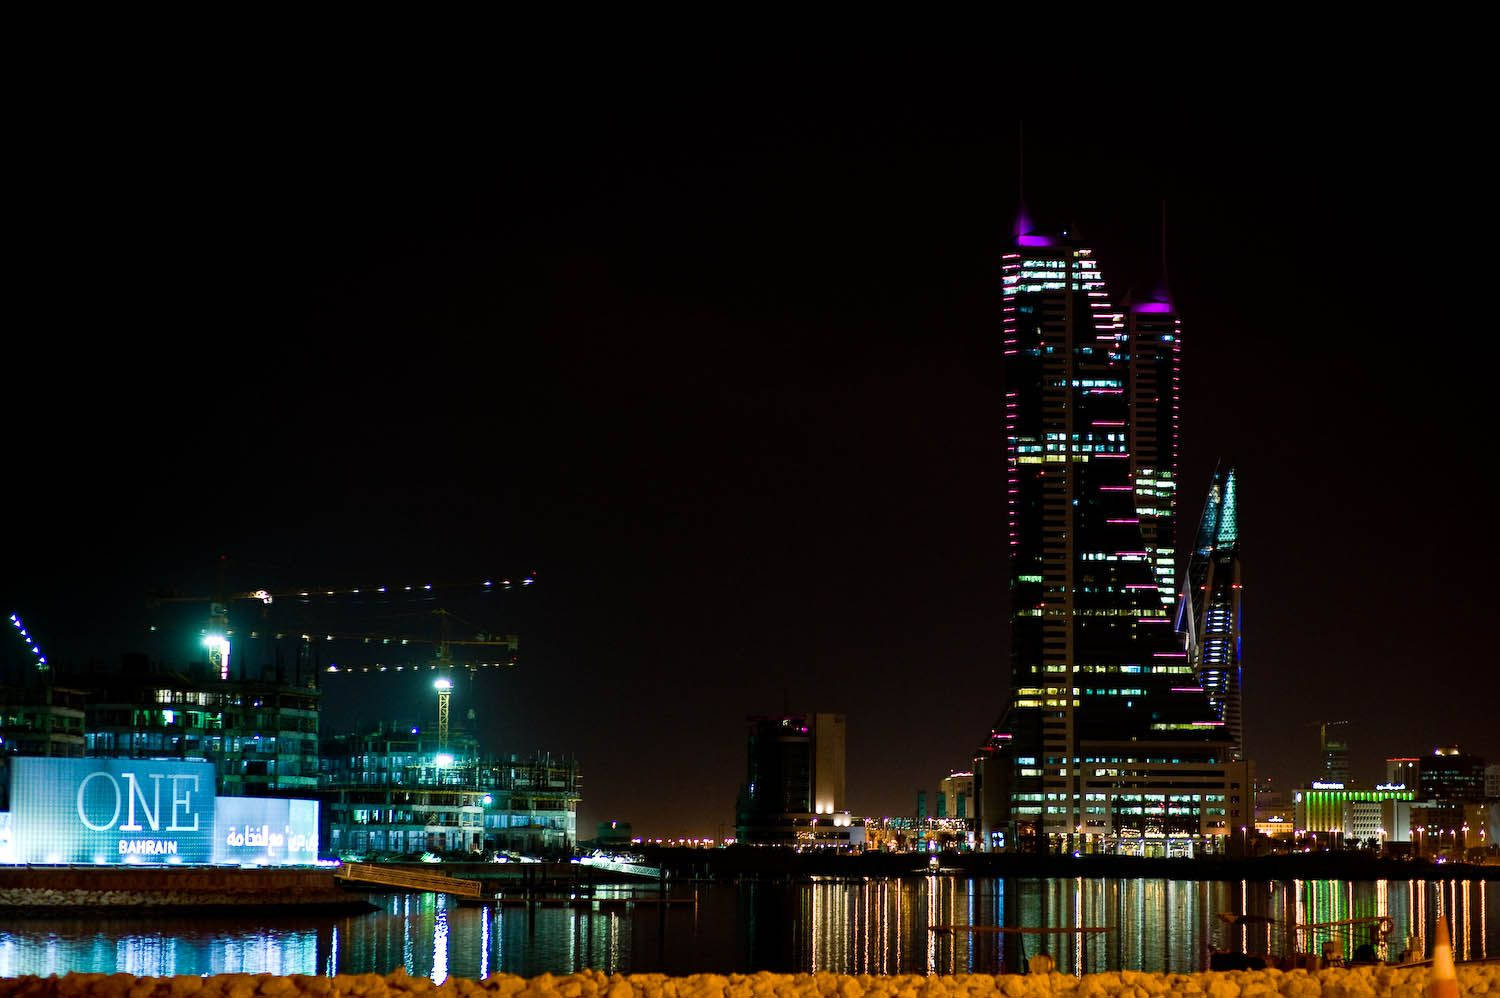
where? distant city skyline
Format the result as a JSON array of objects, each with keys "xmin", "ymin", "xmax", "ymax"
[{"xmin": 5, "ymin": 91, "xmax": 1495, "ymax": 836}]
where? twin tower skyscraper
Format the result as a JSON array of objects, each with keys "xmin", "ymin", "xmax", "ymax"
[{"xmin": 972, "ymin": 212, "xmax": 1248, "ymax": 855}]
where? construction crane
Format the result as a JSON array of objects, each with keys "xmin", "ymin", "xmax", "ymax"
[
  {"xmin": 148, "ymin": 557, "xmax": 533, "ymax": 680},
  {"xmin": 7, "ymin": 611, "xmax": 51, "ymax": 678},
  {"xmin": 299, "ymin": 609, "xmax": 521, "ymax": 752}
]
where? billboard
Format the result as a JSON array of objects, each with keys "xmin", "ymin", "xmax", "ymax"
[
  {"xmin": 8, "ymin": 757, "xmax": 216, "ymax": 864},
  {"xmin": 213, "ymin": 796, "xmax": 319, "ymax": 865}
]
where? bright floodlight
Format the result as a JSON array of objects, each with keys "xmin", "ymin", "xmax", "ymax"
[
  {"xmin": 435, "ymin": 753, "xmax": 454, "ymax": 768},
  {"xmin": 434, "ymin": 678, "xmax": 452, "ymax": 690}
]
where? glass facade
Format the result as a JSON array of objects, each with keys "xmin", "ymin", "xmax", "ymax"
[
  {"xmin": 979, "ymin": 224, "xmax": 1239, "ymax": 854},
  {"xmin": 1180, "ymin": 466, "xmax": 1244, "ymax": 759}
]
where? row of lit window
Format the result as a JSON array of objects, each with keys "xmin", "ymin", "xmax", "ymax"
[
  {"xmin": 1015, "ymin": 607, "xmax": 1164, "ymax": 617},
  {"xmin": 1040, "ymin": 664, "xmax": 1194, "ymax": 674}
]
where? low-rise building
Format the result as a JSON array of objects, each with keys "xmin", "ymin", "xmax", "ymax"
[
  {"xmin": 0, "ymin": 685, "xmax": 88, "ymax": 812},
  {"xmin": 1075, "ymin": 758, "xmax": 1255, "ymax": 857},
  {"xmin": 938, "ymin": 771, "xmax": 974, "ymax": 821},
  {"xmin": 1292, "ymin": 783, "xmax": 1414, "ymax": 846},
  {"xmin": 319, "ymin": 722, "xmax": 580, "ymax": 857}
]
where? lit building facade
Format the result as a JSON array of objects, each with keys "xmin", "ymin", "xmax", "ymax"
[
  {"xmin": 977, "ymin": 219, "xmax": 1242, "ymax": 855},
  {"xmin": 0, "ymin": 686, "xmax": 86, "ymax": 759},
  {"xmin": 938, "ymin": 771, "xmax": 974, "ymax": 820},
  {"xmin": 1410, "ymin": 801, "xmax": 1496, "ymax": 858},
  {"xmin": 1318, "ymin": 723, "xmax": 1352, "ymax": 786},
  {"xmin": 1386, "ymin": 757, "xmax": 1420, "ymax": 789},
  {"xmin": 319, "ymin": 722, "xmax": 581, "ymax": 856},
  {"xmin": 1179, "ymin": 466, "xmax": 1244, "ymax": 759},
  {"xmin": 1419, "ymin": 746, "xmax": 1487, "ymax": 802},
  {"xmin": 1292, "ymin": 784, "xmax": 1414, "ymax": 845},
  {"xmin": 0, "ymin": 686, "xmax": 88, "ymax": 812},
  {"xmin": 736, "ymin": 712, "xmax": 852, "ymax": 847},
  {"xmin": 861, "ymin": 816, "xmax": 966, "ymax": 852},
  {"xmin": 83, "ymin": 669, "xmax": 321, "ymax": 797}
]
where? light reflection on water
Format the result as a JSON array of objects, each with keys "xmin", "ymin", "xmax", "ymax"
[{"xmin": 0, "ymin": 878, "xmax": 1494, "ymax": 979}]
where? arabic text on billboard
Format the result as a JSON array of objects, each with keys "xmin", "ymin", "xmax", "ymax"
[{"xmin": 213, "ymin": 797, "xmax": 319, "ymax": 865}]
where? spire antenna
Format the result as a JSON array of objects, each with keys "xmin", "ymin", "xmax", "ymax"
[
  {"xmin": 1014, "ymin": 120, "xmax": 1031, "ymax": 240},
  {"xmin": 1018, "ymin": 120, "xmax": 1025, "ymax": 204},
  {"xmin": 1160, "ymin": 199, "xmax": 1169, "ymax": 284}
]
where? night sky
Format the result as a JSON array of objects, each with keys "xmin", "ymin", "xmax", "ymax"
[{"xmin": 5, "ymin": 75, "xmax": 1494, "ymax": 837}]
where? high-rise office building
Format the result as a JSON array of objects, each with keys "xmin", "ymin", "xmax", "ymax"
[
  {"xmin": 736, "ymin": 712, "xmax": 852, "ymax": 846},
  {"xmin": 975, "ymin": 216, "xmax": 1244, "ymax": 855},
  {"xmin": 1180, "ymin": 466, "xmax": 1244, "ymax": 759},
  {"xmin": 1386, "ymin": 757, "xmax": 1420, "ymax": 789},
  {"xmin": 1419, "ymin": 746, "xmax": 1487, "ymax": 801},
  {"xmin": 1319, "ymin": 722, "xmax": 1352, "ymax": 786}
]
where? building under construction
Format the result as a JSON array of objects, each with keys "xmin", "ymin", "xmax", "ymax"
[
  {"xmin": 318, "ymin": 721, "xmax": 581, "ymax": 856},
  {"xmin": 4, "ymin": 572, "xmax": 583, "ymax": 856},
  {"xmin": 2, "ymin": 654, "xmax": 321, "ymax": 809}
]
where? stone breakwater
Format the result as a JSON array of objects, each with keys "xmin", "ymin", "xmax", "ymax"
[
  {"xmin": 0, "ymin": 867, "xmax": 363, "ymax": 913},
  {"xmin": 0, "ymin": 887, "xmax": 352, "ymax": 908},
  {"xmin": 2, "ymin": 966, "xmax": 1498, "ymax": 998}
]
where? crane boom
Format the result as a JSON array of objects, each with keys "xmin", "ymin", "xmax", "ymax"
[{"xmin": 147, "ymin": 566, "xmax": 532, "ymax": 680}]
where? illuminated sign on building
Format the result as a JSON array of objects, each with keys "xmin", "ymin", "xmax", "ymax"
[
  {"xmin": 1311, "ymin": 781, "xmax": 1345, "ymax": 790},
  {"xmin": 213, "ymin": 797, "xmax": 318, "ymax": 865},
  {"xmin": 7, "ymin": 757, "xmax": 216, "ymax": 864},
  {"xmin": 4, "ymin": 758, "xmax": 320, "ymax": 865}
]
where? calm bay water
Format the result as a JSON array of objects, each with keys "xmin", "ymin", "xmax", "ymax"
[{"xmin": 2, "ymin": 877, "xmax": 1495, "ymax": 979}]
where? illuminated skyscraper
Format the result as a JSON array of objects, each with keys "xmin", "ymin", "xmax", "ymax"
[
  {"xmin": 1179, "ymin": 465, "xmax": 1244, "ymax": 759},
  {"xmin": 975, "ymin": 216, "xmax": 1243, "ymax": 855}
]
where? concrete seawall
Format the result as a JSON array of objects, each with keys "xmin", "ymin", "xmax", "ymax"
[
  {"xmin": 2, "ymin": 966, "xmax": 1499, "ymax": 998},
  {"xmin": 0, "ymin": 866, "xmax": 368, "ymax": 913}
]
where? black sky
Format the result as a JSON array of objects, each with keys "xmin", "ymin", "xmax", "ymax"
[{"xmin": 5, "ymin": 70, "xmax": 1495, "ymax": 835}]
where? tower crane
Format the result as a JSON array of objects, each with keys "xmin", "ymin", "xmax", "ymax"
[
  {"xmin": 295, "ymin": 609, "xmax": 520, "ymax": 751},
  {"xmin": 148, "ymin": 558, "xmax": 533, "ymax": 680}
]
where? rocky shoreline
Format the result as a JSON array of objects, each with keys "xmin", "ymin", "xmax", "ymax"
[
  {"xmin": 2, "ymin": 966, "xmax": 1498, "ymax": 998},
  {"xmin": 0, "ymin": 868, "xmax": 373, "ymax": 916}
]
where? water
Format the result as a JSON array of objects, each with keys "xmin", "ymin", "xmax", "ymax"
[{"xmin": 1, "ymin": 877, "xmax": 1495, "ymax": 978}]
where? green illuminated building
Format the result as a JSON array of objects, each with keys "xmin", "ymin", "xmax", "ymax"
[{"xmin": 1293, "ymin": 784, "xmax": 1413, "ymax": 844}]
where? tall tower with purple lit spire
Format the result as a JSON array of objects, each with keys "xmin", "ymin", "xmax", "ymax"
[{"xmin": 975, "ymin": 211, "xmax": 1243, "ymax": 856}]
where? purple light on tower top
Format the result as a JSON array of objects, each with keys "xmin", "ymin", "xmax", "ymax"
[
  {"xmin": 1132, "ymin": 300, "xmax": 1174, "ymax": 314},
  {"xmin": 1017, "ymin": 233, "xmax": 1055, "ymax": 247}
]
